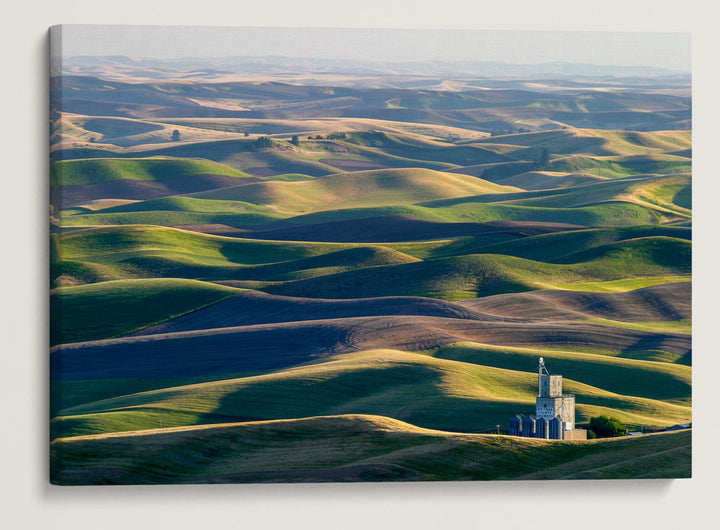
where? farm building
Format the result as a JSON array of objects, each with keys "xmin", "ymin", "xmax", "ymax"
[{"xmin": 509, "ymin": 358, "xmax": 587, "ymax": 440}]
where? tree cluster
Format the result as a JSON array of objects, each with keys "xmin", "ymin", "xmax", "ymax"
[
  {"xmin": 587, "ymin": 416, "xmax": 626, "ymax": 438},
  {"xmin": 355, "ymin": 130, "xmax": 390, "ymax": 147},
  {"xmin": 532, "ymin": 146, "xmax": 551, "ymax": 170},
  {"xmin": 253, "ymin": 136, "xmax": 273, "ymax": 150}
]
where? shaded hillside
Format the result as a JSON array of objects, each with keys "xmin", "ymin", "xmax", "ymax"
[
  {"xmin": 461, "ymin": 282, "xmax": 690, "ymax": 323},
  {"xmin": 126, "ymin": 291, "xmax": 494, "ymax": 337},
  {"xmin": 51, "ymin": 316, "xmax": 691, "ymax": 383},
  {"xmin": 266, "ymin": 240, "xmax": 690, "ymax": 299},
  {"xmin": 127, "ymin": 281, "xmax": 691, "ymax": 338},
  {"xmin": 50, "ymin": 415, "xmax": 691, "ymax": 484},
  {"xmin": 52, "ymin": 345, "xmax": 690, "ymax": 440},
  {"xmin": 50, "ymin": 279, "xmax": 242, "ymax": 345},
  {"xmin": 52, "ymin": 157, "xmax": 257, "ymax": 207},
  {"xmin": 247, "ymin": 218, "xmax": 580, "ymax": 243},
  {"xmin": 192, "ymin": 168, "xmax": 520, "ymax": 214}
]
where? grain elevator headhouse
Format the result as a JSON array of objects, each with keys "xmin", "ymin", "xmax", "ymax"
[
  {"xmin": 507, "ymin": 358, "xmax": 586, "ymax": 440},
  {"xmin": 536, "ymin": 357, "xmax": 574, "ymax": 429}
]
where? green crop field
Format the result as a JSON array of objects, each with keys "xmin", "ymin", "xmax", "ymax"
[
  {"xmin": 192, "ymin": 168, "xmax": 521, "ymax": 214},
  {"xmin": 49, "ymin": 56, "xmax": 692, "ymax": 484},
  {"xmin": 51, "ymin": 348, "xmax": 690, "ymax": 440},
  {"xmin": 50, "ymin": 278, "xmax": 242, "ymax": 345},
  {"xmin": 51, "ymin": 157, "xmax": 253, "ymax": 186},
  {"xmin": 50, "ymin": 415, "xmax": 691, "ymax": 484},
  {"xmin": 265, "ymin": 238, "xmax": 690, "ymax": 299}
]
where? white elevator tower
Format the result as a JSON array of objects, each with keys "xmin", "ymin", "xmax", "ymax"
[{"xmin": 535, "ymin": 357, "xmax": 575, "ymax": 431}]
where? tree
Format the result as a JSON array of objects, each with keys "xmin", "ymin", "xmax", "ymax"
[
  {"xmin": 252, "ymin": 136, "xmax": 273, "ymax": 150},
  {"xmin": 171, "ymin": 129, "xmax": 181, "ymax": 142},
  {"xmin": 290, "ymin": 135, "xmax": 300, "ymax": 146},
  {"xmin": 533, "ymin": 146, "xmax": 550, "ymax": 169},
  {"xmin": 588, "ymin": 416, "xmax": 626, "ymax": 438}
]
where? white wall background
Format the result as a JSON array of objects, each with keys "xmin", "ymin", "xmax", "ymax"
[{"xmin": 1, "ymin": 2, "xmax": 717, "ymax": 529}]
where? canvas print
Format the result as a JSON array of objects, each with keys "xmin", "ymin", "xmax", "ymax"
[{"xmin": 49, "ymin": 25, "xmax": 691, "ymax": 484}]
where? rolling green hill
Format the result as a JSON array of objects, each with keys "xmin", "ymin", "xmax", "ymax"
[
  {"xmin": 49, "ymin": 415, "xmax": 691, "ymax": 484},
  {"xmin": 53, "ymin": 225, "xmax": 423, "ymax": 284},
  {"xmin": 624, "ymin": 174, "xmax": 691, "ymax": 214},
  {"xmin": 60, "ymin": 175, "xmax": 688, "ymax": 230},
  {"xmin": 439, "ymin": 225, "xmax": 692, "ymax": 262},
  {"xmin": 51, "ymin": 278, "xmax": 241, "ymax": 345},
  {"xmin": 547, "ymin": 154, "xmax": 691, "ymax": 178},
  {"xmin": 95, "ymin": 196, "xmax": 272, "ymax": 214},
  {"xmin": 267, "ymin": 238, "xmax": 691, "ymax": 299},
  {"xmin": 255, "ymin": 201, "xmax": 675, "ymax": 229},
  {"xmin": 60, "ymin": 210, "xmax": 281, "ymax": 229},
  {"xmin": 338, "ymin": 130, "xmax": 512, "ymax": 165},
  {"xmin": 51, "ymin": 157, "xmax": 253, "ymax": 186},
  {"xmin": 473, "ymin": 128, "xmax": 691, "ymax": 158},
  {"xmin": 62, "ymin": 211, "xmax": 279, "ymax": 228},
  {"xmin": 57, "ymin": 225, "xmax": 355, "ymax": 266},
  {"xmin": 580, "ymin": 129, "xmax": 692, "ymax": 156},
  {"xmin": 53, "ymin": 223, "xmax": 690, "ymax": 295},
  {"xmin": 487, "ymin": 170, "xmax": 607, "ymax": 191},
  {"xmin": 193, "ymin": 168, "xmax": 520, "ymax": 214},
  {"xmin": 432, "ymin": 342, "xmax": 690, "ymax": 402},
  {"xmin": 51, "ymin": 348, "xmax": 690, "ymax": 440},
  {"xmin": 421, "ymin": 174, "xmax": 691, "ymax": 212}
]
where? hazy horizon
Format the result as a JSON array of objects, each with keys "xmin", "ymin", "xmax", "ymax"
[{"xmin": 51, "ymin": 25, "xmax": 691, "ymax": 73}]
